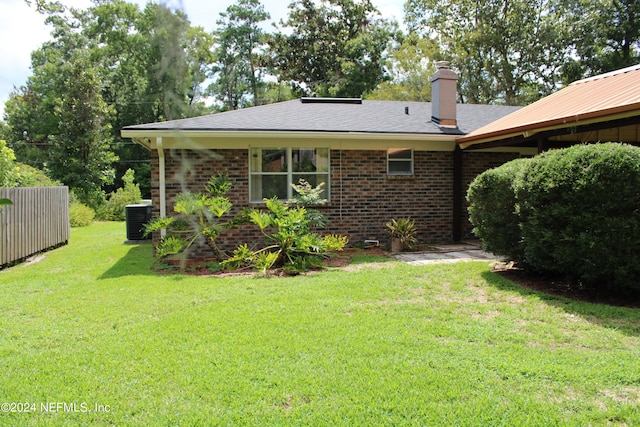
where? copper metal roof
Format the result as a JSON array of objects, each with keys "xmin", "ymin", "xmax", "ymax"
[{"xmin": 457, "ymin": 64, "xmax": 640, "ymax": 148}]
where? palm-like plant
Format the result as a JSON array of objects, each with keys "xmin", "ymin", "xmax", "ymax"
[
  {"xmin": 143, "ymin": 175, "xmax": 234, "ymax": 260},
  {"xmin": 386, "ymin": 217, "xmax": 418, "ymax": 252}
]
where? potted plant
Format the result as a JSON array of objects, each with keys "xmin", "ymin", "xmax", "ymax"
[{"xmin": 386, "ymin": 217, "xmax": 418, "ymax": 252}]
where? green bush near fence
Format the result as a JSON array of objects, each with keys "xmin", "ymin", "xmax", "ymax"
[{"xmin": 69, "ymin": 201, "xmax": 95, "ymax": 227}]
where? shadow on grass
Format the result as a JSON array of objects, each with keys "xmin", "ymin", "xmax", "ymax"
[
  {"xmin": 99, "ymin": 243, "xmax": 156, "ymax": 279},
  {"xmin": 482, "ymin": 270, "xmax": 640, "ymax": 338}
]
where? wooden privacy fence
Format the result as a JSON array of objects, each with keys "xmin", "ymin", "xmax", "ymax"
[{"xmin": 0, "ymin": 187, "xmax": 70, "ymax": 266}]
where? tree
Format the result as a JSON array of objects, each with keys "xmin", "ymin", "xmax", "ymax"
[
  {"xmin": 3, "ymin": 6, "xmax": 90, "ymax": 171},
  {"xmin": 561, "ymin": 0, "xmax": 640, "ymax": 82},
  {"xmin": 185, "ymin": 26, "xmax": 216, "ymax": 112},
  {"xmin": 136, "ymin": 3, "xmax": 194, "ymax": 121},
  {"xmin": 48, "ymin": 53, "xmax": 118, "ymax": 208},
  {"xmin": 5, "ymin": 0, "xmax": 216, "ymax": 198},
  {"xmin": 268, "ymin": 0, "xmax": 399, "ymax": 97},
  {"xmin": 210, "ymin": 0, "xmax": 271, "ymax": 110},
  {"xmin": 405, "ymin": 0, "xmax": 571, "ymax": 105},
  {"xmin": 82, "ymin": 1, "xmax": 215, "ymax": 194},
  {"xmin": 366, "ymin": 33, "xmax": 440, "ymax": 101}
]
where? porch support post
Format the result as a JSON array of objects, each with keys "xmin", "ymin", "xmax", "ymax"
[
  {"xmin": 537, "ymin": 137, "xmax": 548, "ymax": 154},
  {"xmin": 452, "ymin": 145, "xmax": 463, "ymax": 242},
  {"xmin": 157, "ymin": 137, "xmax": 167, "ymax": 238}
]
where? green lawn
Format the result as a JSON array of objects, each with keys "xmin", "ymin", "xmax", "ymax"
[{"xmin": 1, "ymin": 222, "xmax": 639, "ymax": 426}]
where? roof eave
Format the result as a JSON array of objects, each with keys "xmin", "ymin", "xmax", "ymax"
[
  {"xmin": 458, "ymin": 105, "xmax": 640, "ymax": 149},
  {"xmin": 121, "ymin": 129, "xmax": 459, "ymax": 147}
]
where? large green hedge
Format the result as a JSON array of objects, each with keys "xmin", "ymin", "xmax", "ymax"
[
  {"xmin": 467, "ymin": 158, "xmax": 530, "ymax": 260},
  {"xmin": 468, "ymin": 143, "xmax": 640, "ymax": 295}
]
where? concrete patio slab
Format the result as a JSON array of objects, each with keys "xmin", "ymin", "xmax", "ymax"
[{"xmin": 393, "ymin": 241, "xmax": 498, "ymax": 265}]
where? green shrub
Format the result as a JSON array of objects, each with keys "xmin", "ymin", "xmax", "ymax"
[
  {"xmin": 13, "ymin": 163, "xmax": 60, "ymax": 187},
  {"xmin": 0, "ymin": 140, "xmax": 19, "ymax": 187},
  {"xmin": 514, "ymin": 143, "xmax": 640, "ymax": 293},
  {"xmin": 74, "ymin": 188, "xmax": 107, "ymax": 213},
  {"xmin": 0, "ymin": 141, "xmax": 58, "ymax": 188},
  {"xmin": 97, "ymin": 169, "xmax": 142, "ymax": 221},
  {"xmin": 144, "ymin": 174, "xmax": 234, "ymax": 260},
  {"xmin": 467, "ymin": 158, "xmax": 531, "ymax": 260},
  {"xmin": 69, "ymin": 202, "xmax": 95, "ymax": 227}
]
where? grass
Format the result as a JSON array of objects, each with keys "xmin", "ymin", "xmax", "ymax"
[{"xmin": 1, "ymin": 222, "xmax": 639, "ymax": 426}]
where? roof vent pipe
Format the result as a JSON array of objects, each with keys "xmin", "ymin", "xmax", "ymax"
[{"xmin": 431, "ymin": 61, "xmax": 458, "ymax": 128}]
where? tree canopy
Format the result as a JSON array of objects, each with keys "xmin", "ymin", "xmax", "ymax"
[
  {"xmin": 210, "ymin": 0, "xmax": 270, "ymax": 110},
  {"xmin": 268, "ymin": 0, "xmax": 400, "ymax": 97}
]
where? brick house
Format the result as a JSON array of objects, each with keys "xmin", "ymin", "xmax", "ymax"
[{"xmin": 121, "ymin": 63, "xmax": 532, "ymax": 256}]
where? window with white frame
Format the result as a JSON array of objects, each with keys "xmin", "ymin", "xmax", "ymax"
[
  {"xmin": 387, "ymin": 148, "xmax": 413, "ymax": 175},
  {"xmin": 249, "ymin": 147, "xmax": 330, "ymax": 202}
]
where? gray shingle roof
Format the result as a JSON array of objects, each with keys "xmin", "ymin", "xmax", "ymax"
[{"xmin": 122, "ymin": 99, "xmax": 520, "ymax": 136}]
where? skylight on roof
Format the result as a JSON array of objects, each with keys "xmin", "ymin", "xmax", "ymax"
[{"xmin": 300, "ymin": 97, "xmax": 362, "ymax": 104}]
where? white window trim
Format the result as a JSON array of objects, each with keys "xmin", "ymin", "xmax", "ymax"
[
  {"xmin": 387, "ymin": 148, "xmax": 414, "ymax": 175},
  {"xmin": 249, "ymin": 147, "xmax": 331, "ymax": 203}
]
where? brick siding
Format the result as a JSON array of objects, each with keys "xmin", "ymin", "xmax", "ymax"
[{"xmin": 150, "ymin": 148, "xmax": 520, "ymax": 258}]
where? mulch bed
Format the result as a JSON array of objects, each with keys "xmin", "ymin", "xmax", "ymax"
[
  {"xmin": 494, "ymin": 266, "xmax": 640, "ymax": 309},
  {"xmin": 154, "ymin": 247, "xmax": 375, "ymax": 277}
]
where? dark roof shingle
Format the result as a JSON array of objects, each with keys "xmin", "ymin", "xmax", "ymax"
[{"xmin": 122, "ymin": 99, "xmax": 520, "ymax": 136}]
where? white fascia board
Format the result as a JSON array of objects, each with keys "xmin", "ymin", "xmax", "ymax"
[{"xmin": 121, "ymin": 130, "xmax": 458, "ymax": 151}]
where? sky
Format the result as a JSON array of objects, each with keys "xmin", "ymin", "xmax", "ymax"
[{"xmin": 0, "ymin": 0, "xmax": 405, "ymax": 119}]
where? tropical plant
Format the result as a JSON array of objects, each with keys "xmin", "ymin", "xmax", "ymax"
[
  {"xmin": 386, "ymin": 217, "xmax": 418, "ymax": 251},
  {"xmin": 143, "ymin": 174, "xmax": 235, "ymax": 260},
  {"xmin": 224, "ymin": 180, "xmax": 347, "ymax": 274},
  {"xmin": 224, "ymin": 197, "xmax": 347, "ymax": 274},
  {"xmin": 290, "ymin": 179, "xmax": 327, "ymax": 206}
]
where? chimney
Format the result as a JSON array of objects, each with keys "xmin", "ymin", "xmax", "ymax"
[{"xmin": 431, "ymin": 61, "xmax": 458, "ymax": 128}]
